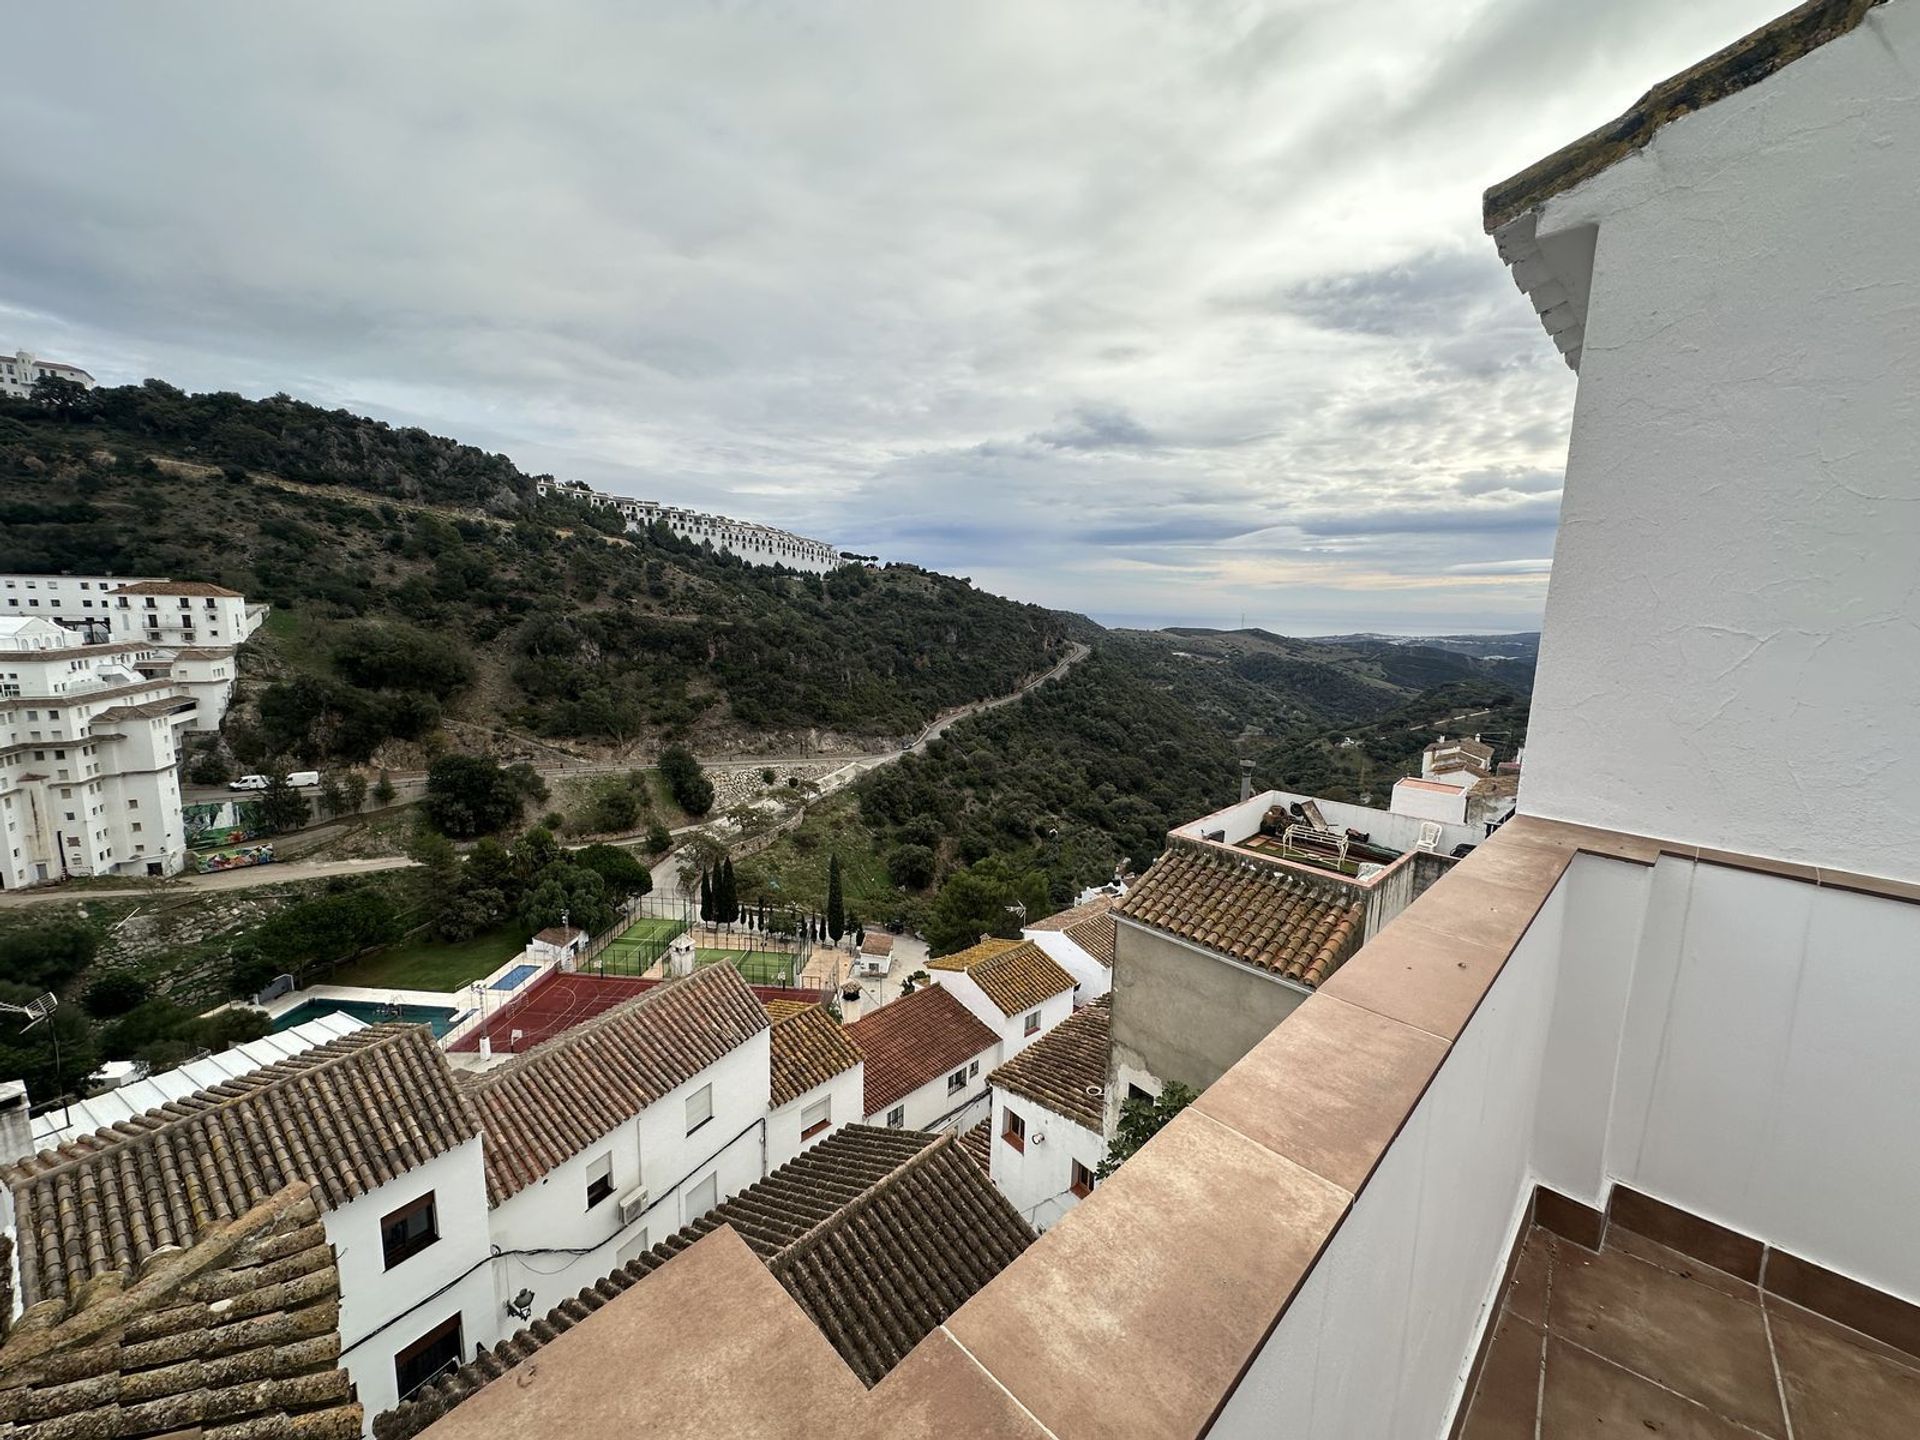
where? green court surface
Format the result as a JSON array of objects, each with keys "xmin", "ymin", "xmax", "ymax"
[
  {"xmin": 695, "ymin": 948, "xmax": 797, "ymax": 986},
  {"xmin": 618, "ymin": 916, "xmax": 687, "ymax": 945}
]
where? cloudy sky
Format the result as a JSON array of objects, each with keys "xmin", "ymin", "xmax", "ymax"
[{"xmin": 2, "ymin": 1, "xmax": 1785, "ymax": 633}]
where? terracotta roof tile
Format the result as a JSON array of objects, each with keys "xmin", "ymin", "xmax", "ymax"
[
  {"xmin": 466, "ymin": 964, "xmax": 769, "ymax": 1206},
  {"xmin": 958, "ymin": 1120, "xmax": 992, "ymax": 1174},
  {"xmin": 0, "ymin": 1183, "xmax": 361, "ymax": 1440},
  {"xmin": 925, "ymin": 936, "xmax": 1023, "ymax": 971},
  {"xmin": 1025, "ymin": 894, "xmax": 1117, "ymax": 934},
  {"xmin": 763, "ymin": 997, "xmax": 814, "ymax": 1022},
  {"xmin": 1063, "ymin": 911, "xmax": 1117, "ymax": 967},
  {"xmin": 966, "ymin": 941, "xmax": 1076, "ymax": 1016},
  {"xmin": 375, "ymin": 1126, "xmax": 1035, "ymax": 1436},
  {"xmin": 990, "ymin": 998, "xmax": 1110, "ymax": 1133},
  {"xmin": 770, "ymin": 1004, "xmax": 863, "ymax": 1108},
  {"xmin": 859, "ymin": 932, "xmax": 894, "ymax": 956},
  {"xmin": 844, "ymin": 985, "xmax": 998, "ymax": 1116},
  {"xmin": 2, "ymin": 1026, "xmax": 477, "ymax": 1313},
  {"xmin": 1115, "ymin": 840, "xmax": 1367, "ymax": 988},
  {"xmin": 112, "ymin": 579, "xmax": 245, "ymax": 597}
]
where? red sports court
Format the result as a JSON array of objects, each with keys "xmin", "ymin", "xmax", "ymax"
[{"xmin": 449, "ymin": 967, "xmax": 825, "ymax": 1054}]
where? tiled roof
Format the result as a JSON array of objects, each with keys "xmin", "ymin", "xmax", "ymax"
[
  {"xmin": 769, "ymin": 1004, "xmax": 862, "ymax": 1108},
  {"xmin": 762, "ymin": 997, "xmax": 814, "ymax": 1022},
  {"xmin": 844, "ymin": 984, "xmax": 998, "ymax": 1116},
  {"xmin": 0, "ymin": 1182, "xmax": 359, "ymax": 1440},
  {"xmin": 1064, "ymin": 910, "xmax": 1118, "ymax": 966},
  {"xmin": 531, "ymin": 925, "xmax": 585, "ymax": 945},
  {"xmin": 3, "ymin": 1026, "xmax": 477, "ymax": 1313},
  {"xmin": 925, "ymin": 936, "xmax": 1024, "ymax": 971},
  {"xmin": 112, "ymin": 579, "xmax": 245, "ymax": 597},
  {"xmin": 859, "ymin": 931, "xmax": 894, "ymax": 956},
  {"xmin": 466, "ymin": 963, "xmax": 769, "ymax": 1205},
  {"xmin": 1026, "ymin": 894, "xmax": 1117, "ymax": 934},
  {"xmin": 375, "ymin": 1126, "xmax": 1035, "ymax": 1435},
  {"xmin": 965, "ymin": 941, "xmax": 1076, "ymax": 1016},
  {"xmin": 958, "ymin": 1120, "xmax": 992, "ymax": 1174},
  {"xmin": 990, "ymin": 997, "xmax": 1110, "ymax": 1133},
  {"xmin": 0, "ymin": 1182, "xmax": 360, "ymax": 1440},
  {"xmin": 1116, "ymin": 840, "xmax": 1366, "ymax": 987}
]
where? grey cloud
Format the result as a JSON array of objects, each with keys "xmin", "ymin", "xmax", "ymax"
[{"xmin": 1030, "ymin": 405, "xmax": 1159, "ymax": 451}]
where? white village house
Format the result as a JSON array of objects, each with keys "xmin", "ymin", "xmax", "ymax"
[
  {"xmin": 1020, "ymin": 894, "xmax": 1119, "ymax": 1002},
  {"xmin": 987, "ymin": 997, "xmax": 1111, "ymax": 1233},
  {"xmin": 844, "ymin": 981, "xmax": 1000, "ymax": 1133},
  {"xmin": 0, "ymin": 350, "xmax": 94, "ymax": 400},
  {"xmin": 924, "ymin": 937, "xmax": 1076, "ymax": 1061},
  {"xmin": 764, "ymin": 1002, "xmax": 864, "ymax": 1170}
]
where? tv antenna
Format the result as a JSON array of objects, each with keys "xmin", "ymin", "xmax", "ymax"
[{"xmin": 2, "ymin": 992, "xmax": 67, "ymax": 1128}]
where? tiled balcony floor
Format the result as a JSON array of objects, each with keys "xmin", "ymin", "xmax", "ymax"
[{"xmin": 1459, "ymin": 1222, "xmax": 1920, "ymax": 1438}]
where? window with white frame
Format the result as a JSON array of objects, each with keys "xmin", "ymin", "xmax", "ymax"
[
  {"xmin": 585, "ymin": 1152, "xmax": 614, "ymax": 1209},
  {"xmin": 886, "ymin": 1105, "xmax": 904, "ymax": 1128},
  {"xmin": 800, "ymin": 1097, "xmax": 831, "ymax": 1140},
  {"xmin": 687, "ymin": 1171, "xmax": 718, "ymax": 1218},
  {"xmin": 685, "ymin": 1082, "xmax": 713, "ymax": 1135}
]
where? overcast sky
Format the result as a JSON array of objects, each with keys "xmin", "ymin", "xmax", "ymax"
[{"xmin": 2, "ymin": 1, "xmax": 1786, "ymax": 633}]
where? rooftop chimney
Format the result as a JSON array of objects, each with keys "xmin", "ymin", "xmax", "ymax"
[
  {"xmin": 1238, "ymin": 758, "xmax": 1255, "ymax": 803},
  {"xmin": 0, "ymin": 1080, "xmax": 34, "ymax": 1169}
]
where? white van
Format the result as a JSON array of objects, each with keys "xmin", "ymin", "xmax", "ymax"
[
  {"xmin": 229, "ymin": 774, "xmax": 270, "ymax": 791},
  {"xmin": 287, "ymin": 771, "xmax": 322, "ymax": 788}
]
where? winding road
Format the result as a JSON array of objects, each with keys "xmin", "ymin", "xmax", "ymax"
[{"xmin": 5, "ymin": 643, "xmax": 1093, "ymax": 907}]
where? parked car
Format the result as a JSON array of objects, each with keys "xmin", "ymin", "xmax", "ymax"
[
  {"xmin": 228, "ymin": 774, "xmax": 271, "ymax": 791},
  {"xmin": 287, "ymin": 770, "xmax": 322, "ymax": 788}
]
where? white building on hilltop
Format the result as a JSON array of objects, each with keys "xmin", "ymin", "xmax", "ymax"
[
  {"xmin": 0, "ymin": 617, "xmax": 196, "ymax": 885},
  {"xmin": 0, "ymin": 573, "xmax": 266, "ymax": 731},
  {"xmin": 536, "ymin": 478, "xmax": 844, "ymax": 573},
  {"xmin": 0, "ymin": 350, "xmax": 95, "ymax": 400}
]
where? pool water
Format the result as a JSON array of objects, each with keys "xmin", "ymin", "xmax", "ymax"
[
  {"xmin": 272, "ymin": 999, "xmax": 463, "ymax": 1038},
  {"xmin": 491, "ymin": 963, "xmax": 540, "ymax": 991}
]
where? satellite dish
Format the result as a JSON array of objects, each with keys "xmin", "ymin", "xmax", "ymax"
[{"xmin": 0, "ymin": 992, "xmax": 58, "ymax": 1030}]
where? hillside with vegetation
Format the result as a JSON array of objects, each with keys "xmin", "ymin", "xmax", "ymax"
[{"xmin": 0, "ymin": 381, "xmax": 1071, "ymax": 764}]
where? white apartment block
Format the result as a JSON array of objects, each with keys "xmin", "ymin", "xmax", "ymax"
[
  {"xmin": 0, "ymin": 349, "xmax": 95, "ymax": 400},
  {"xmin": 0, "ymin": 573, "xmax": 265, "ymax": 732},
  {"xmin": 0, "ymin": 616, "xmax": 193, "ymax": 886},
  {"xmin": 536, "ymin": 477, "xmax": 844, "ymax": 573}
]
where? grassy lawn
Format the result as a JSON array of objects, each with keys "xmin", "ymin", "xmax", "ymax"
[
  {"xmin": 330, "ymin": 924, "xmax": 526, "ymax": 993},
  {"xmin": 734, "ymin": 793, "xmax": 904, "ymax": 922}
]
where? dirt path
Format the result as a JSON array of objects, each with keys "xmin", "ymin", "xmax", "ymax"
[{"xmin": 0, "ymin": 856, "xmax": 419, "ymax": 908}]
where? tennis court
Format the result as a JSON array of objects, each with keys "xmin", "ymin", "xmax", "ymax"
[
  {"xmin": 696, "ymin": 948, "xmax": 798, "ymax": 986},
  {"xmin": 449, "ymin": 968, "xmax": 828, "ymax": 1052}
]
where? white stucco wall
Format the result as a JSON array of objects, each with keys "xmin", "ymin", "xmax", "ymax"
[
  {"xmin": 1602, "ymin": 859, "xmax": 1920, "ymax": 1303},
  {"xmin": 932, "ymin": 970, "xmax": 1073, "ymax": 1061},
  {"xmin": 1516, "ymin": 3, "xmax": 1920, "ymax": 881},
  {"xmin": 1389, "ymin": 780, "xmax": 1468, "ymax": 827},
  {"xmin": 865, "ymin": 1047, "xmax": 996, "ymax": 1133},
  {"xmin": 766, "ymin": 1063, "xmax": 863, "ymax": 1171},
  {"xmin": 988, "ymin": 1090, "xmax": 1106, "ymax": 1233},
  {"xmin": 329, "ymin": 1139, "xmax": 495, "ymax": 1425},
  {"xmin": 1021, "ymin": 930, "xmax": 1111, "ymax": 1002},
  {"xmin": 485, "ymin": 1030, "xmax": 771, "ymax": 1334},
  {"xmin": 1211, "ymin": 882, "xmax": 1567, "ymax": 1438}
]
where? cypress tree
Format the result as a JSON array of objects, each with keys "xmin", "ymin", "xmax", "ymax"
[
  {"xmin": 699, "ymin": 870, "xmax": 713, "ymax": 924},
  {"xmin": 826, "ymin": 854, "xmax": 845, "ymax": 943},
  {"xmin": 720, "ymin": 857, "xmax": 738, "ymax": 926}
]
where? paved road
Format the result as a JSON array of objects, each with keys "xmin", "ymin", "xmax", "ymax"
[
  {"xmin": 0, "ymin": 856, "xmax": 420, "ymax": 908},
  {"xmin": 182, "ymin": 642, "xmax": 1092, "ymax": 808}
]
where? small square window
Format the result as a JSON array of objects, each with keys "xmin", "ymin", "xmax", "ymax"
[
  {"xmin": 585, "ymin": 1152, "xmax": 614, "ymax": 1209},
  {"xmin": 1071, "ymin": 1159, "xmax": 1096, "ymax": 1198},
  {"xmin": 380, "ymin": 1192, "xmax": 438, "ymax": 1269},
  {"xmin": 946, "ymin": 1067, "xmax": 967, "ymax": 1096},
  {"xmin": 687, "ymin": 1171, "xmax": 718, "ymax": 1218},
  {"xmin": 1002, "ymin": 1108, "xmax": 1026, "ymax": 1154},
  {"xmin": 800, "ymin": 1097, "xmax": 831, "ymax": 1140},
  {"xmin": 685, "ymin": 1082, "xmax": 713, "ymax": 1135},
  {"xmin": 1023, "ymin": 1010, "xmax": 1041, "ymax": 1036},
  {"xmin": 886, "ymin": 1106, "xmax": 904, "ymax": 1129}
]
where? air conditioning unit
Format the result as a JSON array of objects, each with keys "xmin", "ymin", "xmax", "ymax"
[{"xmin": 617, "ymin": 1188, "xmax": 649, "ymax": 1226}]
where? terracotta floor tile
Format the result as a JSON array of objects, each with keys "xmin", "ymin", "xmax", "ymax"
[
  {"xmin": 1505, "ymin": 1227, "xmax": 1554, "ymax": 1328},
  {"xmin": 1606, "ymin": 1225, "xmax": 1762, "ymax": 1307},
  {"xmin": 1460, "ymin": 1315, "xmax": 1543, "ymax": 1440},
  {"xmin": 1549, "ymin": 1245, "xmax": 1786, "ymax": 1436},
  {"xmin": 1539, "ymin": 1337, "xmax": 1768, "ymax": 1439},
  {"xmin": 1770, "ymin": 1303, "xmax": 1920, "ymax": 1440},
  {"xmin": 1766, "ymin": 1296, "xmax": 1920, "ymax": 1375}
]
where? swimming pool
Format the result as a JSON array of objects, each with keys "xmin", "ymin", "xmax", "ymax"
[
  {"xmin": 271, "ymin": 999, "xmax": 463, "ymax": 1038},
  {"xmin": 491, "ymin": 963, "xmax": 540, "ymax": 991}
]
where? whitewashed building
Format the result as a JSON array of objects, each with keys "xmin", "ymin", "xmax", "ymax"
[
  {"xmin": 845, "ymin": 981, "xmax": 1000, "ymax": 1133},
  {"xmin": 0, "ymin": 1025, "xmax": 497, "ymax": 1429},
  {"xmin": 925, "ymin": 937, "xmax": 1077, "ymax": 1061},
  {"xmin": 0, "ymin": 572, "xmax": 265, "ymax": 731},
  {"xmin": 0, "ymin": 350, "xmax": 94, "ymax": 400},
  {"xmin": 0, "ymin": 617, "xmax": 195, "ymax": 885},
  {"xmin": 988, "ymin": 998, "xmax": 1110, "ymax": 1232},
  {"xmin": 764, "ymin": 1003, "xmax": 863, "ymax": 1169},
  {"xmin": 466, "ymin": 964, "xmax": 773, "ymax": 1333},
  {"xmin": 535, "ymin": 478, "xmax": 843, "ymax": 573},
  {"xmin": 1021, "ymin": 894, "xmax": 1118, "ymax": 1003}
]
